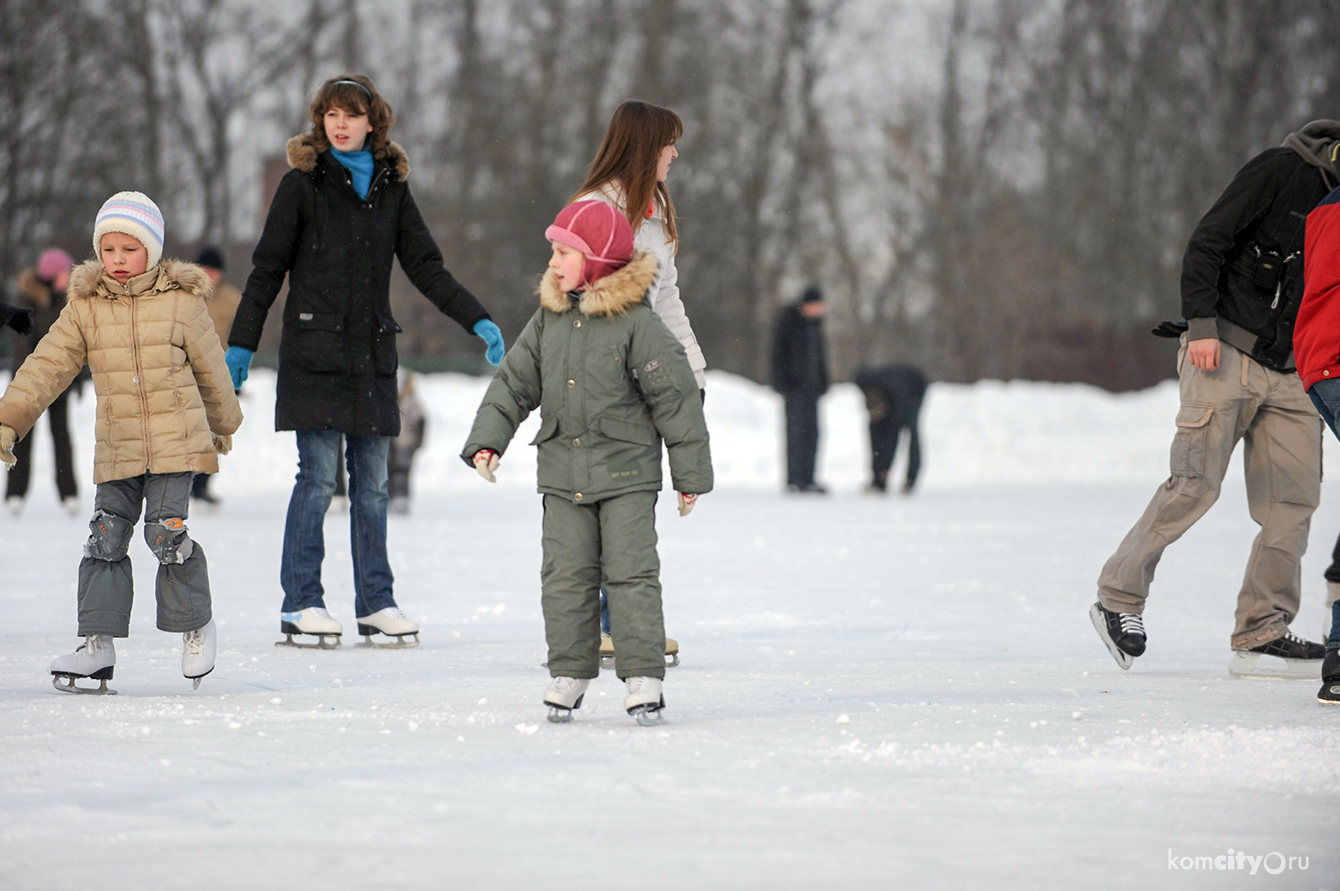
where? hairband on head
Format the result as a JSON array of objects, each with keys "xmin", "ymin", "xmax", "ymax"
[{"xmin": 331, "ymin": 79, "xmax": 373, "ymax": 102}]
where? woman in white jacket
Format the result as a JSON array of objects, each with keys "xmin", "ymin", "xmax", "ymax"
[{"xmin": 573, "ymin": 100, "xmax": 706, "ymax": 390}]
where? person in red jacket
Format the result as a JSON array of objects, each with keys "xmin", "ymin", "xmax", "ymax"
[{"xmin": 1293, "ymin": 181, "xmax": 1340, "ymax": 704}]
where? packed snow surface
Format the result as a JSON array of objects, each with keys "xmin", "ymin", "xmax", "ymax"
[{"xmin": 2, "ymin": 370, "xmax": 1337, "ymax": 890}]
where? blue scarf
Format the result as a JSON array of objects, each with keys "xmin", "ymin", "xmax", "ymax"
[{"xmin": 330, "ymin": 146, "xmax": 375, "ymax": 199}]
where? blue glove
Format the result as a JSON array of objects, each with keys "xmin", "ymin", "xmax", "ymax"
[
  {"xmin": 473, "ymin": 319, "xmax": 505, "ymax": 366},
  {"xmin": 225, "ymin": 345, "xmax": 254, "ymax": 390}
]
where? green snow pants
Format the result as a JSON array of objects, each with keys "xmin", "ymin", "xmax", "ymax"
[{"xmin": 541, "ymin": 491, "xmax": 665, "ymax": 680}]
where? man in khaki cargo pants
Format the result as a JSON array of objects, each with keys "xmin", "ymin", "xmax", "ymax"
[{"xmin": 1091, "ymin": 121, "xmax": 1338, "ymax": 675}]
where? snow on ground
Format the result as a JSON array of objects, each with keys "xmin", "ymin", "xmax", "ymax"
[{"xmin": 1, "ymin": 370, "xmax": 1337, "ymax": 890}]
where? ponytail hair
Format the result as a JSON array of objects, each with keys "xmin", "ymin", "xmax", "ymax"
[{"xmin": 572, "ymin": 100, "xmax": 683, "ymax": 246}]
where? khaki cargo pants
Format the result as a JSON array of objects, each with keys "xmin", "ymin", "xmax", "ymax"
[
  {"xmin": 1097, "ymin": 338, "xmax": 1323, "ymax": 649},
  {"xmin": 541, "ymin": 491, "xmax": 666, "ymax": 680}
]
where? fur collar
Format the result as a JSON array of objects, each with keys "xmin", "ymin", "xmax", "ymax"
[
  {"xmin": 285, "ymin": 133, "xmax": 411, "ymax": 182},
  {"xmin": 537, "ymin": 251, "xmax": 658, "ymax": 316},
  {"xmin": 69, "ymin": 259, "xmax": 213, "ymax": 301},
  {"xmin": 17, "ymin": 269, "xmax": 52, "ymax": 308}
]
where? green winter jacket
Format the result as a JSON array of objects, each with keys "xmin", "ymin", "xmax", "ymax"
[{"xmin": 461, "ymin": 251, "xmax": 712, "ymax": 503}]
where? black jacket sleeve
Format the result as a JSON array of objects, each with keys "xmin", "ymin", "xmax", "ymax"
[
  {"xmin": 231, "ymin": 171, "xmax": 308, "ymax": 351},
  {"xmin": 1179, "ymin": 151, "xmax": 1282, "ymax": 329},
  {"xmin": 394, "ymin": 186, "xmax": 490, "ymax": 333}
]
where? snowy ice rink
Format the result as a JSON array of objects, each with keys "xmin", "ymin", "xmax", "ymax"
[{"xmin": 2, "ymin": 370, "xmax": 1337, "ymax": 890}]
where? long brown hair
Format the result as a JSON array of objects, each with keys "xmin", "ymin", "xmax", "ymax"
[
  {"xmin": 572, "ymin": 100, "xmax": 683, "ymax": 245},
  {"xmin": 306, "ymin": 74, "xmax": 396, "ymax": 159}
]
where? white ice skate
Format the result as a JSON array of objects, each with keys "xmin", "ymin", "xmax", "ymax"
[
  {"xmin": 51, "ymin": 635, "xmax": 116, "ymax": 695},
  {"xmin": 182, "ymin": 619, "xmax": 216, "ymax": 689},
  {"xmin": 1228, "ymin": 631, "xmax": 1325, "ymax": 679},
  {"xmin": 624, "ymin": 676, "xmax": 666, "ymax": 726},
  {"xmin": 276, "ymin": 607, "xmax": 343, "ymax": 649},
  {"xmin": 543, "ymin": 677, "xmax": 591, "ymax": 723},
  {"xmin": 355, "ymin": 607, "xmax": 420, "ymax": 648}
]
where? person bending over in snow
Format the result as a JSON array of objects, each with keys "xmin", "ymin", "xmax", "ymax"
[
  {"xmin": 0, "ymin": 192, "xmax": 242, "ymax": 694},
  {"xmin": 462, "ymin": 200, "xmax": 712, "ymax": 726}
]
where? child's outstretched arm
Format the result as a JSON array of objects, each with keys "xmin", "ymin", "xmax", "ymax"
[
  {"xmin": 460, "ymin": 310, "xmax": 546, "ymax": 479},
  {"xmin": 627, "ymin": 314, "xmax": 713, "ymax": 503},
  {"xmin": 0, "ymin": 302, "xmax": 88, "ymax": 450}
]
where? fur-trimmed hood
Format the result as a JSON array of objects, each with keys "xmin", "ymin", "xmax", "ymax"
[
  {"xmin": 68, "ymin": 258, "xmax": 213, "ymax": 302},
  {"xmin": 285, "ymin": 132, "xmax": 411, "ymax": 182},
  {"xmin": 537, "ymin": 251, "xmax": 658, "ymax": 317}
]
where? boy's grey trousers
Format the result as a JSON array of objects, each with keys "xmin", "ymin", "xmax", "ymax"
[
  {"xmin": 77, "ymin": 471, "xmax": 212, "ymax": 637},
  {"xmin": 1097, "ymin": 338, "xmax": 1322, "ymax": 650},
  {"xmin": 541, "ymin": 491, "xmax": 666, "ymax": 680}
]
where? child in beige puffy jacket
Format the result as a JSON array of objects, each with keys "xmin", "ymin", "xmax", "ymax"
[{"xmin": 0, "ymin": 192, "xmax": 242, "ymax": 694}]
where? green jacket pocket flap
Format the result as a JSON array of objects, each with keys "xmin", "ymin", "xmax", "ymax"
[
  {"xmin": 600, "ymin": 417, "xmax": 655, "ymax": 445},
  {"xmin": 529, "ymin": 415, "xmax": 560, "ymax": 445}
]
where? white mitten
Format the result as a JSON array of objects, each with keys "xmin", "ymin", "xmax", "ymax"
[
  {"xmin": 212, "ymin": 433, "xmax": 233, "ymax": 456},
  {"xmin": 0, "ymin": 425, "xmax": 17, "ymax": 468},
  {"xmin": 473, "ymin": 449, "xmax": 499, "ymax": 483},
  {"xmin": 677, "ymin": 492, "xmax": 698, "ymax": 516}
]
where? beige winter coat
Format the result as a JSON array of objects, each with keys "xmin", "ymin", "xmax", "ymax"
[{"xmin": 0, "ymin": 259, "xmax": 243, "ymax": 484}]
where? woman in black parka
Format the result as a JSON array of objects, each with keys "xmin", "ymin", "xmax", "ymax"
[{"xmin": 228, "ymin": 74, "xmax": 505, "ymax": 648}]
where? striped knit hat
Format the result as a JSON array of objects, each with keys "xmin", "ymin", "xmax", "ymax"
[
  {"xmin": 93, "ymin": 192, "xmax": 165, "ymax": 270},
  {"xmin": 545, "ymin": 200, "xmax": 635, "ymax": 286}
]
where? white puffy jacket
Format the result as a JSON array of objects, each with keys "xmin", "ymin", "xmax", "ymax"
[{"xmin": 579, "ymin": 185, "xmax": 707, "ymax": 387}]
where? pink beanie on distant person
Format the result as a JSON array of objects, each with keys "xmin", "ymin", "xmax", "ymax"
[
  {"xmin": 37, "ymin": 248, "xmax": 74, "ymax": 283},
  {"xmin": 545, "ymin": 200, "xmax": 635, "ymax": 286}
]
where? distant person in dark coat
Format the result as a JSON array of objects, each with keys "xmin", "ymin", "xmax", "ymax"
[
  {"xmin": 771, "ymin": 286, "xmax": 829, "ymax": 494},
  {"xmin": 853, "ymin": 364, "xmax": 927, "ymax": 494},
  {"xmin": 5, "ymin": 248, "xmax": 81, "ymax": 516}
]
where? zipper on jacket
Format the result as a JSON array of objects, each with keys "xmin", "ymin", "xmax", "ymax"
[{"xmin": 127, "ymin": 284, "xmax": 153, "ymax": 467}]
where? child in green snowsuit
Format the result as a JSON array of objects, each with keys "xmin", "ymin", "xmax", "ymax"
[{"xmin": 462, "ymin": 200, "xmax": 712, "ymax": 724}]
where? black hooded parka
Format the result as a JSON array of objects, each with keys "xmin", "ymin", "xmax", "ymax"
[{"xmin": 230, "ymin": 134, "xmax": 490, "ymax": 435}]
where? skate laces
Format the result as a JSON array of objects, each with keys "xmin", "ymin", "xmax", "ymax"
[
  {"xmin": 626, "ymin": 677, "xmax": 653, "ymax": 694},
  {"xmin": 184, "ymin": 628, "xmax": 206, "ymax": 656},
  {"xmin": 1280, "ymin": 632, "xmax": 1307, "ymax": 646},
  {"xmin": 551, "ymin": 677, "xmax": 579, "ymax": 693},
  {"xmin": 1118, "ymin": 613, "xmax": 1145, "ymax": 637}
]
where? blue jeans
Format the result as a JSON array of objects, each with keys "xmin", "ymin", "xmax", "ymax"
[
  {"xmin": 280, "ymin": 431, "xmax": 395, "ymax": 617},
  {"xmin": 1308, "ymin": 378, "xmax": 1340, "ymax": 648}
]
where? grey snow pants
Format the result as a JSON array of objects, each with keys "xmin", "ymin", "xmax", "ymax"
[
  {"xmin": 541, "ymin": 491, "xmax": 665, "ymax": 680},
  {"xmin": 77, "ymin": 471, "xmax": 212, "ymax": 637},
  {"xmin": 1097, "ymin": 338, "xmax": 1322, "ymax": 649}
]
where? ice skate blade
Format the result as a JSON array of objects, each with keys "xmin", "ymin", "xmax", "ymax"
[
  {"xmin": 52, "ymin": 674, "xmax": 116, "ymax": 695},
  {"xmin": 630, "ymin": 705, "xmax": 666, "ymax": 727},
  {"xmin": 275, "ymin": 632, "xmax": 341, "ymax": 649},
  {"xmin": 547, "ymin": 706, "xmax": 575, "ymax": 723},
  {"xmin": 356, "ymin": 632, "xmax": 419, "ymax": 649},
  {"xmin": 1228, "ymin": 650, "xmax": 1321, "ymax": 680},
  {"xmin": 1089, "ymin": 603, "xmax": 1134, "ymax": 670}
]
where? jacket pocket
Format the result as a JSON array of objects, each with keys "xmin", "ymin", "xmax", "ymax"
[
  {"xmin": 372, "ymin": 315, "xmax": 402, "ymax": 376},
  {"xmin": 529, "ymin": 415, "xmax": 561, "ymax": 445},
  {"xmin": 600, "ymin": 417, "xmax": 655, "ymax": 445},
  {"xmin": 1170, "ymin": 402, "xmax": 1213, "ymax": 478},
  {"xmin": 292, "ymin": 312, "xmax": 349, "ymax": 374}
]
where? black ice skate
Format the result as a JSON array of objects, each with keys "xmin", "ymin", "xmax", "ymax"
[
  {"xmin": 1229, "ymin": 631, "xmax": 1325, "ymax": 680},
  {"xmin": 50, "ymin": 634, "xmax": 117, "ymax": 695},
  {"xmin": 1318, "ymin": 649, "xmax": 1340, "ymax": 705},
  {"xmin": 1089, "ymin": 602, "xmax": 1145, "ymax": 670}
]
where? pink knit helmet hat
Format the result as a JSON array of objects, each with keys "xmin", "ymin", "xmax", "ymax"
[
  {"xmin": 37, "ymin": 248, "xmax": 74, "ymax": 282},
  {"xmin": 545, "ymin": 200, "xmax": 635, "ymax": 286}
]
